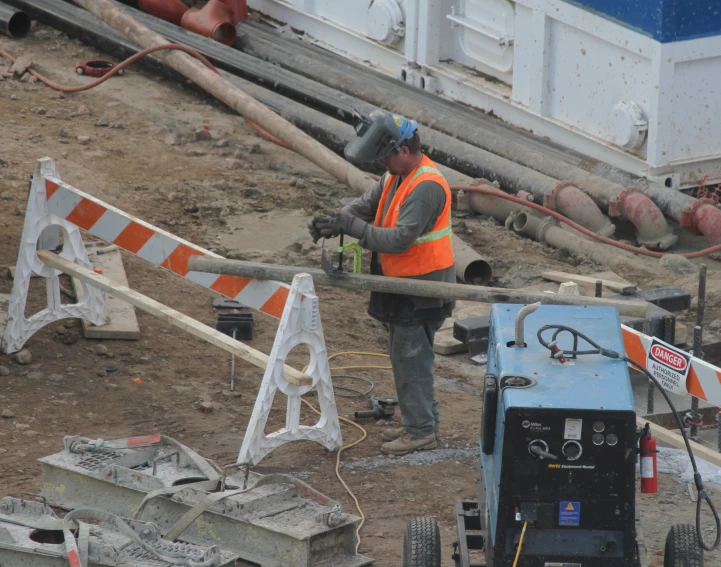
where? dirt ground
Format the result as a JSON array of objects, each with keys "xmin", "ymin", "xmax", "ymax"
[{"xmin": 1, "ymin": 26, "xmax": 721, "ymax": 567}]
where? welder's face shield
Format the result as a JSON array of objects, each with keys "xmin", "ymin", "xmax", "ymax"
[
  {"xmin": 344, "ymin": 110, "xmax": 417, "ymax": 166},
  {"xmin": 344, "ymin": 110, "xmax": 401, "ymax": 164}
]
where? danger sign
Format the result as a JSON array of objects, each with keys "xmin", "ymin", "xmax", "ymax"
[{"xmin": 646, "ymin": 338, "xmax": 691, "ymax": 395}]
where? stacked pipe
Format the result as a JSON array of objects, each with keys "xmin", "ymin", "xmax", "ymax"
[
  {"xmin": 238, "ymin": 22, "xmax": 721, "ymax": 251},
  {"xmin": 8, "ymin": 0, "xmax": 720, "ymax": 263}
]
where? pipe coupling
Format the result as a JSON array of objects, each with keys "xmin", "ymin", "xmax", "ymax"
[
  {"xmin": 544, "ymin": 181, "xmax": 615, "ymax": 237},
  {"xmin": 510, "ymin": 212, "xmax": 556, "ymax": 242},
  {"xmin": 610, "ymin": 187, "xmax": 678, "ymax": 250},
  {"xmin": 608, "ymin": 187, "xmax": 639, "ymax": 217},
  {"xmin": 680, "ymin": 198, "xmax": 717, "ymax": 234}
]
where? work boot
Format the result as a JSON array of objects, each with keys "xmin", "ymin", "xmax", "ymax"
[
  {"xmin": 380, "ymin": 432, "xmax": 438, "ymax": 456},
  {"xmin": 381, "ymin": 426, "xmax": 440, "ymax": 442}
]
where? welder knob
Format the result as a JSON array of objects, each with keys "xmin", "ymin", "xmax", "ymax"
[
  {"xmin": 562, "ymin": 440, "xmax": 583, "ymax": 461},
  {"xmin": 528, "ymin": 439, "xmax": 555, "ymax": 460}
]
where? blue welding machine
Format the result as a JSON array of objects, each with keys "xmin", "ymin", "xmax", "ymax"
[
  {"xmin": 464, "ymin": 304, "xmax": 638, "ymax": 567},
  {"xmin": 403, "ymin": 303, "xmax": 716, "ymax": 567}
]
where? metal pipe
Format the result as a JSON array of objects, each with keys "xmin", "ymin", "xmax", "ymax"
[
  {"xmin": 467, "ymin": 180, "xmax": 536, "ymax": 224},
  {"xmin": 137, "ymin": 0, "xmax": 188, "ymax": 26},
  {"xmin": 70, "ymin": 0, "xmax": 376, "ymax": 196},
  {"xmin": 608, "ymin": 188, "xmax": 677, "ymax": 249},
  {"xmin": 0, "ymin": 1, "xmax": 30, "ymax": 38},
  {"xmin": 187, "ymin": 257, "xmax": 651, "ymax": 317},
  {"xmin": 452, "ymin": 237, "xmax": 492, "ymax": 286},
  {"xmin": 510, "ymin": 212, "xmax": 659, "ymax": 273},
  {"xmin": 180, "ymin": 0, "xmax": 236, "ymax": 46},
  {"xmin": 543, "ymin": 182, "xmax": 615, "ymax": 237},
  {"xmin": 514, "ymin": 302, "xmax": 541, "ymax": 347}
]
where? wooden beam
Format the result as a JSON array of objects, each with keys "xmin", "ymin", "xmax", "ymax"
[
  {"xmin": 38, "ymin": 251, "xmax": 312, "ymax": 387},
  {"xmin": 188, "ymin": 257, "xmax": 651, "ymax": 318},
  {"xmin": 541, "ymin": 270, "xmax": 637, "ymax": 295},
  {"xmin": 637, "ymin": 416, "xmax": 721, "ymax": 468}
]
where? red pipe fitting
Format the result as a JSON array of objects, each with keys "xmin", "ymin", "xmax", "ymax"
[
  {"xmin": 543, "ymin": 182, "xmax": 615, "ymax": 237},
  {"xmin": 138, "ymin": 0, "xmax": 189, "ymax": 26},
  {"xmin": 608, "ymin": 188, "xmax": 677, "ymax": 250},
  {"xmin": 681, "ymin": 198, "xmax": 721, "ymax": 246},
  {"xmin": 181, "ymin": 0, "xmax": 237, "ymax": 45},
  {"xmin": 218, "ymin": 0, "xmax": 248, "ymax": 25}
]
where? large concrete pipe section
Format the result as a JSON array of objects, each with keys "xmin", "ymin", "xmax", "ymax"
[
  {"xmin": 452, "ymin": 237, "xmax": 492, "ymax": 286},
  {"xmin": 510, "ymin": 212, "xmax": 658, "ymax": 273}
]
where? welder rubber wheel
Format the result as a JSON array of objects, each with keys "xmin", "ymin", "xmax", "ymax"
[
  {"xmin": 664, "ymin": 524, "xmax": 703, "ymax": 567},
  {"xmin": 403, "ymin": 516, "xmax": 441, "ymax": 567}
]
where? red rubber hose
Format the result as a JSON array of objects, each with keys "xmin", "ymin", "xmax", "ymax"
[{"xmin": 0, "ymin": 43, "xmax": 291, "ymax": 149}]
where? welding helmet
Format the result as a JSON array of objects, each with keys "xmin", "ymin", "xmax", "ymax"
[{"xmin": 344, "ymin": 109, "xmax": 418, "ymax": 164}]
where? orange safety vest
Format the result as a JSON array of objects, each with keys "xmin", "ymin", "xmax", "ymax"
[{"xmin": 374, "ymin": 155, "xmax": 454, "ymax": 277}]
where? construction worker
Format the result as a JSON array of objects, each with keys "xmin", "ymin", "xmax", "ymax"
[{"xmin": 308, "ymin": 110, "xmax": 455, "ymax": 456}]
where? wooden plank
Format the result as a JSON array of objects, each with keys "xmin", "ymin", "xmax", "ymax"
[
  {"xmin": 38, "ymin": 251, "xmax": 313, "ymax": 387},
  {"xmin": 72, "ymin": 249, "xmax": 140, "ymax": 340},
  {"xmin": 637, "ymin": 416, "xmax": 721, "ymax": 469},
  {"xmin": 541, "ymin": 270, "xmax": 637, "ymax": 295},
  {"xmin": 188, "ymin": 258, "xmax": 651, "ymax": 317}
]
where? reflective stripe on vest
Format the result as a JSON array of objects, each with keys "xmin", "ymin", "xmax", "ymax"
[{"xmin": 414, "ymin": 222, "xmax": 452, "ymax": 244}]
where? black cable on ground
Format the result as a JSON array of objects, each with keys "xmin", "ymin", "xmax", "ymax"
[
  {"xmin": 331, "ymin": 374, "xmax": 375, "ymax": 399},
  {"xmin": 537, "ymin": 324, "xmax": 721, "ymax": 552}
]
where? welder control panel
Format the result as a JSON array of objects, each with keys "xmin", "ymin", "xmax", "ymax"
[{"xmin": 503, "ymin": 408, "xmax": 636, "ymax": 528}]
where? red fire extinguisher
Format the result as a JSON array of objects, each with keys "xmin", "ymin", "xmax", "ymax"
[{"xmin": 639, "ymin": 423, "xmax": 658, "ymax": 494}]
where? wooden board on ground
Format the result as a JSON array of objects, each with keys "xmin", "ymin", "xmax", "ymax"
[
  {"xmin": 71, "ymin": 250, "xmax": 140, "ymax": 340},
  {"xmin": 433, "ymin": 271, "xmax": 637, "ymax": 355},
  {"xmin": 541, "ymin": 270, "xmax": 637, "ymax": 295}
]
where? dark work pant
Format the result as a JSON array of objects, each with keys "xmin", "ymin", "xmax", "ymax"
[{"xmin": 388, "ymin": 320, "xmax": 444, "ymax": 437}]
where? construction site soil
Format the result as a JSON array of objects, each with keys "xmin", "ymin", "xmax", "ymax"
[{"xmin": 2, "ymin": 28, "xmax": 721, "ymax": 567}]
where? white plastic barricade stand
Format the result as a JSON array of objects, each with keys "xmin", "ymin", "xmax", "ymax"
[
  {"xmin": 238, "ymin": 274, "xmax": 342, "ymax": 465},
  {"xmin": 2, "ymin": 159, "xmax": 105, "ymax": 353}
]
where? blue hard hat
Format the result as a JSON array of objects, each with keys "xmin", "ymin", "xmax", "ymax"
[
  {"xmin": 392, "ymin": 114, "xmax": 418, "ymax": 145},
  {"xmin": 344, "ymin": 110, "xmax": 419, "ymax": 163}
]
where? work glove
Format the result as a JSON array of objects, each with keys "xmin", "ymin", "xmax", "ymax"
[
  {"xmin": 314, "ymin": 211, "xmax": 367, "ymax": 241},
  {"xmin": 307, "ymin": 216, "xmax": 326, "ymax": 243}
]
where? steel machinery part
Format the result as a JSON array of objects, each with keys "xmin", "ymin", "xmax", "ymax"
[{"xmin": 39, "ymin": 435, "xmax": 371, "ymax": 567}]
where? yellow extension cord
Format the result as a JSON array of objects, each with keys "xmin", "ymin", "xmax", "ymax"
[
  {"xmin": 301, "ymin": 351, "xmax": 392, "ymax": 553},
  {"xmin": 512, "ymin": 521, "xmax": 528, "ymax": 567}
]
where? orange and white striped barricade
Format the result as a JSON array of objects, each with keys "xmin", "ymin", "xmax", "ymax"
[
  {"xmin": 2, "ymin": 158, "xmax": 106, "ymax": 353},
  {"xmin": 3, "ymin": 157, "xmax": 341, "ymax": 460},
  {"xmin": 2, "ymin": 157, "xmax": 299, "ymax": 354},
  {"xmin": 622, "ymin": 324, "xmax": 721, "ymax": 407},
  {"xmin": 238, "ymin": 273, "xmax": 342, "ymax": 466}
]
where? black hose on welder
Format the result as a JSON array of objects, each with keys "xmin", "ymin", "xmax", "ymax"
[{"xmin": 537, "ymin": 324, "xmax": 721, "ymax": 552}]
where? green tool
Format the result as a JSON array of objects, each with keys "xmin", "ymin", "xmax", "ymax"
[{"xmin": 321, "ymin": 233, "xmax": 363, "ymax": 277}]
